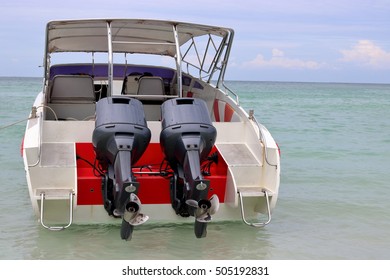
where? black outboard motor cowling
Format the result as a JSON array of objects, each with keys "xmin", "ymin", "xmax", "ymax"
[
  {"xmin": 160, "ymin": 98, "xmax": 218, "ymax": 237},
  {"xmin": 92, "ymin": 97, "xmax": 151, "ymax": 240},
  {"xmin": 160, "ymin": 98, "xmax": 217, "ymax": 170}
]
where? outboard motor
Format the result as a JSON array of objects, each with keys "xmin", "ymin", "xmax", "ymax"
[
  {"xmin": 160, "ymin": 98, "xmax": 219, "ymax": 238},
  {"xmin": 92, "ymin": 96, "xmax": 151, "ymax": 240}
]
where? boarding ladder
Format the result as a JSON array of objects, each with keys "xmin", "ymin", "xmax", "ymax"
[
  {"xmin": 238, "ymin": 187, "xmax": 272, "ymax": 227},
  {"xmin": 39, "ymin": 191, "xmax": 74, "ymax": 231}
]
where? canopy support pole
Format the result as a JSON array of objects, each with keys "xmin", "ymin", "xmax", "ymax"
[
  {"xmin": 173, "ymin": 25, "xmax": 182, "ymax": 97},
  {"xmin": 107, "ymin": 21, "xmax": 114, "ymax": 97}
]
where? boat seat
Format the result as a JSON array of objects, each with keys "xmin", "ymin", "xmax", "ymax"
[
  {"xmin": 49, "ymin": 75, "xmax": 95, "ymax": 103},
  {"xmin": 121, "ymin": 73, "xmax": 143, "ymax": 95},
  {"xmin": 125, "ymin": 76, "xmax": 167, "ymax": 121},
  {"xmin": 136, "ymin": 76, "xmax": 165, "ymax": 99},
  {"xmin": 123, "ymin": 76, "xmax": 168, "ymax": 101},
  {"xmin": 123, "ymin": 76, "xmax": 178, "ymax": 121},
  {"xmin": 47, "ymin": 75, "xmax": 96, "ymax": 120}
]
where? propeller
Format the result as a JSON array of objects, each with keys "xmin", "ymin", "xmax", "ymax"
[
  {"xmin": 123, "ymin": 193, "xmax": 149, "ymax": 226},
  {"xmin": 186, "ymin": 194, "xmax": 219, "ymax": 223}
]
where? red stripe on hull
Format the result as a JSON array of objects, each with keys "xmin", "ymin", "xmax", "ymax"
[
  {"xmin": 213, "ymin": 100, "xmax": 221, "ymax": 122},
  {"xmin": 75, "ymin": 143, "xmax": 228, "ymax": 206},
  {"xmin": 224, "ymin": 103, "xmax": 234, "ymax": 122}
]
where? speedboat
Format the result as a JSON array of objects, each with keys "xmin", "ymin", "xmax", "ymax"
[{"xmin": 22, "ymin": 19, "xmax": 281, "ymax": 240}]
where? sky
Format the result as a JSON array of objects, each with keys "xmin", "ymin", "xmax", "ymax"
[{"xmin": 0, "ymin": 0, "xmax": 389, "ymax": 83}]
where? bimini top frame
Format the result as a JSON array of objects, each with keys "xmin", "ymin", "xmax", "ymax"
[{"xmin": 43, "ymin": 19, "xmax": 235, "ymax": 95}]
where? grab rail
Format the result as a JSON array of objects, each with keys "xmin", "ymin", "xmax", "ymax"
[
  {"xmin": 249, "ymin": 113, "xmax": 278, "ymax": 169},
  {"xmin": 222, "ymin": 82, "xmax": 240, "ymax": 105},
  {"xmin": 27, "ymin": 107, "xmax": 44, "ymax": 167}
]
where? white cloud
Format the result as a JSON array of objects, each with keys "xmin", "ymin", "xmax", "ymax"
[
  {"xmin": 244, "ymin": 48, "xmax": 323, "ymax": 70},
  {"xmin": 271, "ymin": 48, "xmax": 284, "ymax": 57},
  {"xmin": 340, "ymin": 40, "xmax": 390, "ymax": 69}
]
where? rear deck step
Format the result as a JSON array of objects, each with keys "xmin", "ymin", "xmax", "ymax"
[
  {"xmin": 39, "ymin": 191, "xmax": 74, "ymax": 231},
  {"xmin": 216, "ymin": 143, "xmax": 261, "ymax": 166},
  {"xmin": 238, "ymin": 188, "xmax": 271, "ymax": 227}
]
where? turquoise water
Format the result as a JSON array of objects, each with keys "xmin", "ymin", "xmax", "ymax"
[{"xmin": 1, "ymin": 77, "xmax": 389, "ymax": 259}]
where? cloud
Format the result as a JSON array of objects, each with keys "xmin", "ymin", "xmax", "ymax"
[
  {"xmin": 243, "ymin": 48, "xmax": 323, "ymax": 70},
  {"xmin": 271, "ymin": 48, "xmax": 284, "ymax": 57},
  {"xmin": 340, "ymin": 40, "xmax": 390, "ymax": 69}
]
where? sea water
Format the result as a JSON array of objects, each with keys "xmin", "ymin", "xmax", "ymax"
[{"xmin": 0, "ymin": 77, "xmax": 389, "ymax": 260}]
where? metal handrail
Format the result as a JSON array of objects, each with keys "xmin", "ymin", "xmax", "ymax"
[
  {"xmin": 250, "ymin": 114, "xmax": 278, "ymax": 169},
  {"xmin": 222, "ymin": 82, "xmax": 240, "ymax": 105},
  {"xmin": 27, "ymin": 108, "xmax": 44, "ymax": 167}
]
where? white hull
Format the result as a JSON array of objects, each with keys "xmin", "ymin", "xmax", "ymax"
[
  {"xmin": 24, "ymin": 92, "xmax": 280, "ymax": 227},
  {"xmin": 23, "ymin": 19, "xmax": 280, "ymax": 238}
]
